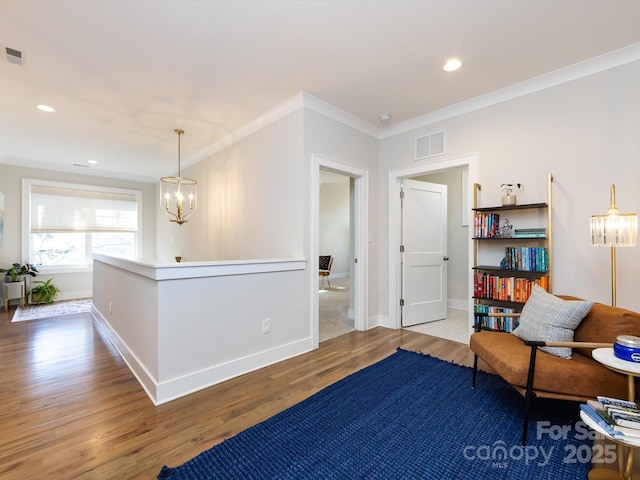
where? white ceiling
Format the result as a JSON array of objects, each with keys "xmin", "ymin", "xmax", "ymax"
[{"xmin": 2, "ymin": 0, "xmax": 640, "ymax": 182}]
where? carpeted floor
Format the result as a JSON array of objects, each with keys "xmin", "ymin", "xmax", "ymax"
[
  {"xmin": 319, "ymin": 276, "xmax": 353, "ymax": 342},
  {"xmin": 12, "ymin": 298, "xmax": 93, "ymax": 322},
  {"xmin": 158, "ymin": 349, "xmax": 591, "ymax": 480},
  {"xmin": 405, "ymin": 307, "xmax": 470, "ymax": 344}
]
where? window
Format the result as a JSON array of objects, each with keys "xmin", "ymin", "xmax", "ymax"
[{"xmin": 23, "ymin": 179, "xmax": 142, "ymax": 269}]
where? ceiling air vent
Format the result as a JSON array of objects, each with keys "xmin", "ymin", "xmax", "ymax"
[
  {"xmin": 415, "ymin": 130, "xmax": 446, "ymax": 160},
  {"xmin": 5, "ymin": 47, "xmax": 23, "ymax": 65}
]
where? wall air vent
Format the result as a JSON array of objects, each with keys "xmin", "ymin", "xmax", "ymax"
[
  {"xmin": 5, "ymin": 47, "xmax": 23, "ymax": 65},
  {"xmin": 415, "ymin": 130, "xmax": 446, "ymax": 160}
]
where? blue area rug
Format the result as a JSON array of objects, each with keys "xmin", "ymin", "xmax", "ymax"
[{"xmin": 158, "ymin": 349, "xmax": 592, "ymax": 479}]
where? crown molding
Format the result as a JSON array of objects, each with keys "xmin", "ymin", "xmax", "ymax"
[
  {"xmin": 381, "ymin": 42, "xmax": 640, "ymax": 138},
  {"xmin": 187, "ymin": 92, "xmax": 381, "ymax": 166},
  {"xmin": 299, "ymin": 92, "xmax": 381, "ymax": 138},
  {"xmin": 187, "ymin": 92, "xmax": 306, "ymax": 166},
  {"xmin": 187, "ymin": 42, "xmax": 640, "ymax": 161}
]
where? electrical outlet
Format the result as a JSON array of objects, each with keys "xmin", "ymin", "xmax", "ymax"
[
  {"xmin": 108, "ymin": 301, "xmax": 112, "ymax": 314},
  {"xmin": 262, "ymin": 318, "xmax": 271, "ymax": 334}
]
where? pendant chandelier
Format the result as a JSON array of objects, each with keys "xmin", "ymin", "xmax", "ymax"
[{"xmin": 160, "ymin": 129, "xmax": 197, "ymax": 225}]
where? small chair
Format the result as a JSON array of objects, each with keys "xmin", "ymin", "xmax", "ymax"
[{"xmin": 319, "ymin": 255, "xmax": 333, "ymax": 289}]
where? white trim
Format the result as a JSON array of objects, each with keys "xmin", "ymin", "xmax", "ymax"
[
  {"xmin": 301, "ymin": 93, "xmax": 381, "ymax": 138},
  {"xmin": 448, "ymin": 298, "xmax": 468, "ymax": 311},
  {"xmin": 387, "ymin": 153, "xmax": 478, "ymax": 341},
  {"xmin": 189, "ymin": 92, "xmax": 380, "ymax": 167},
  {"xmin": 180, "ymin": 43, "xmax": 640, "ymax": 170},
  {"xmin": 312, "ymin": 154, "xmax": 369, "ymax": 349},
  {"xmin": 93, "ymin": 308, "xmax": 313, "ymax": 405},
  {"xmin": 93, "ymin": 254, "xmax": 305, "ymax": 281},
  {"xmin": 188, "ymin": 92, "xmax": 306, "ymax": 166},
  {"xmin": 381, "ymin": 42, "xmax": 640, "ymax": 137}
]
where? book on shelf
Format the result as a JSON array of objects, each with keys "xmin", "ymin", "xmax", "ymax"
[
  {"xmin": 474, "ymin": 305, "xmax": 519, "ymax": 332},
  {"xmin": 514, "ymin": 228, "xmax": 547, "ymax": 238},
  {"xmin": 474, "ymin": 212, "xmax": 500, "ymax": 238},
  {"xmin": 473, "ymin": 272, "xmax": 549, "ymax": 303},
  {"xmin": 503, "ymin": 247, "xmax": 548, "ymax": 272}
]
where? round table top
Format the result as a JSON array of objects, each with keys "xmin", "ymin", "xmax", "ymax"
[{"xmin": 593, "ymin": 347, "xmax": 640, "ymax": 376}]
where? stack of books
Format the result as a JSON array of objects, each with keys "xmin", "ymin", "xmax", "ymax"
[
  {"xmin": 473, "ymin": 272, "xmax": 549, "ymax": 303},
  {"xmin": 503, "ymin": 246, "xmax": 548, "ymax": 272},
  {"xmin": 474, "ymin": 213, "xmax": 500, "ymax": 238},
  {"xmin": 513, "ymin": 228, "xmax": 547, "ymax": 238},
  {"xmin": 580, "ymin": 396, "xmax": 640, "ymax": 439}
]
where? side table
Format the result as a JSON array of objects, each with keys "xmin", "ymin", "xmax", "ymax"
[
  {"xmin": 587, "ymin": 347, "xmax": 640, "ymax": 479},
  {"xmin": 593, "ymin": 348, "xmax": 640, "ymax": 402}
]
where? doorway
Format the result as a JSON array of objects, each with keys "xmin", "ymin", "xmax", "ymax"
[
  {"xmin": 319, "ymin": 170, "xmax": 353, "ymax": 341},
  {"xmin": 388, "ymin": 154, "xmax": 478, "ymax": 344},
  {"xmin": 312, "ymin": 155, "xmax": 368, "ymax": 350}
]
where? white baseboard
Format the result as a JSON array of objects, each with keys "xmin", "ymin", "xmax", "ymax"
[
  {"xmin": 448, "ymin": 299, "xmax": 469, "ymax": 311},
  {"xmin": 156, "ymin": 338, "xmax": 313, "ymax": 404},
  {"xmin": 92, "ymin": 308, "xmax": 159, "ymax": 403},
  {"xmin": 92, "ymin": 307, "xmax": 314, "ymax": 405}
]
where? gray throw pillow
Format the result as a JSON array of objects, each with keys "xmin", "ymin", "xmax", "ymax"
[{"xmin": 512, "ymin": 284, "xmax": 594, "ymax": 359}]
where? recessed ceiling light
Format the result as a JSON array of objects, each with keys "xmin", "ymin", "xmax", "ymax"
[
  {"xmin": 443, "ymin": 59, "xmax": 462, "ymax": 72},
  {"xmin": 378, "ymin": 114, "xmax": 391, "ymax": 123},
  {"xmin": 87, "ymin": 159, "xmax": 98, "ymax": 165},
  {"xmin": 36, "ymin": 104, "xmax": 55, "ymax": 112}
]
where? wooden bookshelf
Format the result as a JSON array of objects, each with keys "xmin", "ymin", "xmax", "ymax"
[{"xmin": 472, "ymin": 173, "xmax": 553, "ymax": 332}]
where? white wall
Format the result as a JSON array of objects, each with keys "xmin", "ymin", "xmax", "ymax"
[
  {"xmin": 156, "ymin": 109, "xmax": 305, "ymax": 262},
  {"xmin": 303, "ymin": 108, "xmax": 379, "ymax": 325},
  {"xmin": 380, "ymin": 60, "xmax": 640, "ymax": 315},
  {"xmin": 0, "ymin": 164, "xmax": 156, "ymax": 300}
]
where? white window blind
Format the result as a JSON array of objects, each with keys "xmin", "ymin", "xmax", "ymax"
[{"xmin": 30, "ymin": 185, "xmax": 138, "ymax": 234}]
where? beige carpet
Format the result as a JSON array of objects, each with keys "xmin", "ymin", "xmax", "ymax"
[
  {"xmin": 319, "ymin": 277, "xmax": 353, "ymax": 342},
  {"xmin": 404, "ymin": 308, "xmax": 470, "ymax": 344},
  {"xmin": 12, "ymin": 298, "xmax": 93, "ymax": 322}
]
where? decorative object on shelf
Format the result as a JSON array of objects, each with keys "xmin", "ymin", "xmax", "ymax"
[
  {"xmin": 590, "ymin": 184, "xmax": 637, "ymax": 307},
  {"xmin": 160, "ymin": 129, "xmax": 197, "ymax": 225},
  {"xmin": 500, "ymin": 182, "xmax": 523, "ymax": 206},
  {"xmin": 29, "ymin": 277, "xmax": 60, "ymax": 304},
  {"xmin": 495, "ymin": 218, "xmax": 513, "ymax": 238}
]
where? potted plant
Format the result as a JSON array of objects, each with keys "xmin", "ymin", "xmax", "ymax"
[
  {"xmin": 1, "ymin": 262, "xmax": 39, "ymax": 282},
  {"xmin": 500, "ymin": 183, "xmax": 523, "ymax": 206},
  {"xmin": 29, "ymin": 278, "xmax": 60, "ymax": 304}
]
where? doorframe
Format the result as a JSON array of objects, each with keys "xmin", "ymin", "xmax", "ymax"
[
  {"xmin": 387, "ymin": 153, "xmax": 478, "ymax": 335},
  {"xmin": 311, "ymin": 154, "xmax": 369, "ymax": 350}
]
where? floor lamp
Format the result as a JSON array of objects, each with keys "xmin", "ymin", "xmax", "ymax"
[{"xmin": 590, "ymin": 184, "xmax": 638, "ymax": 307}]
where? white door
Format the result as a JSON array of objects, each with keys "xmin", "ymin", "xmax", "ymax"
[{"xmin": 401, "ymin": 179, "xmax": 448, "ymax": 327}]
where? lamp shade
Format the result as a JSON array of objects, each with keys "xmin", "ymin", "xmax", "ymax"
[{"xmin": 590, "ymin": 212, "xmax": 638, "ymax": 247}]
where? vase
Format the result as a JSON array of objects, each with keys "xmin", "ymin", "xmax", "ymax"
[{"xmin": 502, "ymin": 195, "xmax": 517, "ymax": 206}]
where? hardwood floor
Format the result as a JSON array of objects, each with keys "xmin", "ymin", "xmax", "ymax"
[{"xmin": 0, "ymin": 307, "xmax": 479, "ymax": 479}]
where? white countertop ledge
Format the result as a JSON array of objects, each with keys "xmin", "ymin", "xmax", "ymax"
[{"xmin": 93, "ymin": 254, "xmax": 307, "ymax": 281}]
